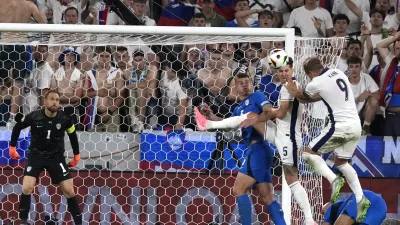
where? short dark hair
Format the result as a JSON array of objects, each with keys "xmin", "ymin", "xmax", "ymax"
[
  {"xmin": 210, "ymin": 49, "xmax": 223, "ymax": 55},
  {"xmin": 95, "ymin": 46, "xmax": 112, "ymax": 54},
  {"xmin": 369, "ymin": 8, "xmax": 386, "ymax": 20},
  {"xmin": 236, "ymin": 0, "xmax": 249, "ymax": 6},
  {"xmin": 116, "ymin": 46, "xmax": 128, "ymax": 52},
  {"xmin": 64, "ymin": 7, "xmax": 78, "ymax": 16},
  {"xmin": 303, "ymin": 57, "xmax": 324, "ymax": 73},
  {"xmin": 258, "ymin": 10, "xmax": 273, "ymax": 19},
  {"xmin": 193, "ymin": 13, "xmax": 206, "ymax": 20},
  {"xmin": 249, "ymin": 42, "xmax": 262, "ymax": 51},
  {"xmin": 347, "ymin": 39, "xmax": 362, "ymax": 49},
  {"xmin": 235, "ymin": 73, "xmax": 250, "ymax": 79},
  {"xmin": 333, "ymin": 14, "xmax": 350, "ymax": 24},
  {"xmin": 347, "ymin": 55, "xmax": 362, "ymax": 65},
  {"xmin": 286, "ymin": 57, "xmax": 294, "ymax": 68},
  {"xmin": 45, "ymin": 90, "xmax": 60, "ymax": 99}
]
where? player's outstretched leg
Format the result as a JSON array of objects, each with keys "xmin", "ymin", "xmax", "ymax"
[
  {"xmin": 301, "ymin": 149, "xmax": 344, "ymax": 203},
  {"xmin": 194, "ymin": 107, "xmax": 248, "ymax": 130},
  {"xmin": 335, "ymin": 158, "xmax": 370, "ymax": 222},
  {"xmin": 60, "ymin": 180, "xmax": 82, "ymax": 225},
  {"xmin": 19, "ymin": 177, "xmax": 36, "ymax": 225}
]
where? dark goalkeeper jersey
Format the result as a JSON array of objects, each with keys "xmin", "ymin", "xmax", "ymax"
[{"xmin": 16, "ymin": 109, "xmax": 75, "ymax": 159}]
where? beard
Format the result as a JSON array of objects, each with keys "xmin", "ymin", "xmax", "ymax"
[{"xmin": 47, "ymin": 105, "xmax": 59, "ymax": 113}]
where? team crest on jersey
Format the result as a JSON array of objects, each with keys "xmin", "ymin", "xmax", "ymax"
[
  {"xmin": 26, "ymin": 166, "xmax": 32, "ymax": 172},
  {"xmin": 56, "ymin": 123, "xmax": 61, "ymax": 130},
  {"xmin": 245, "ymin": 100, "xmax": 249, "ymax": 106}
]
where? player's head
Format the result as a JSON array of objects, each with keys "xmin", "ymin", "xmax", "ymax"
[
  {"xmin": 258, "ymin": 10, "xmax": 274, "ymax": 28},
  {"xmin": 277, "ymin": 57, "xmax": 294, "ymax": 83},
  {"xmin": 347, "ymin": 56, "xmax": 362, "ymax": 77},
  {"xmin": 44, "ymin": 90, "xmax": 60, "ymax": 113},
  {"xmin": 235, "ymin": 73, "xmax": 252, "ymax": 97},
  {"xmin": 303, "ymin": 57, "xmax": 324, "ymax": 79}
]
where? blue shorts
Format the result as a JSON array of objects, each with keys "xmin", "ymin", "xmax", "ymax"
[
  {"xmin": 239, "ymin": 141, "xmax": 273, "ymax": 184},
  {"xmin": 342, "ymin": 191, "xmax": 387, "ymax": 225}
]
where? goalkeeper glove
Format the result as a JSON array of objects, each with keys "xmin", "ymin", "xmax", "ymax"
[
  {"xmin": 68, "ymin": 154, "xmax": 80, "ymax": 167},
  {"xmin": 9, "ymin": 146, "xmax": 21, "ymax": 159}
]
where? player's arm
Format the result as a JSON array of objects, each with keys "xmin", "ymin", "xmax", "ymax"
[
  {"xmin": 65, "ymin": 120, "xmax": 80, "ymax": 167},
  {"xmin": 29, "ymin": 1, "xmax": 47, "ymax": 24},
  {"xmin": 9, "ymin": 113, "xmax": 34, "ymax": 159},
  {"xmin": 285, "ymin": 80, "xmax": 321, "ymax": 103}
]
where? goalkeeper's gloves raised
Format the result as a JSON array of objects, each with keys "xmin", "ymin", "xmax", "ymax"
[
  {"xmin": 9, "ymin": 146, "xmax": 21, "ymax": 159},
  {"xmin": 68, "ymin": 154, "xmax": 80, "ymax": 167}
]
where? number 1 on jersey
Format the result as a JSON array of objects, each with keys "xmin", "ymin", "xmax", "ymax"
[
  {"xmin": 46, "ymin": 130, "xmax": 51, "ymax": 139},
  {"xmin": 336, "ymin": 78, "xmax": 349, "ymax": 101}
]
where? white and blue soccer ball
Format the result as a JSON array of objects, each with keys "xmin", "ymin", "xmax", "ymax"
[{"xmin": 268, "ymin": 49, "xmax": 289, "ymax": 69}]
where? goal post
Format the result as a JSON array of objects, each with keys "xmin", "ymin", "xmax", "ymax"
[{"xmin": 0, "ymin": 23, "xmax": 345, "ymax": 225}]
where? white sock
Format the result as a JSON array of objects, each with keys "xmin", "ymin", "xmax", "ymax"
[
  {"xmin": 206, "ymin": 113, "xmax": 248, "ymax": 129},
  {"xmin": 337, "ymin": 163, "xmax": 364, "ymax": 203},
  {"xmin": 290, "ymin": 181, "xmax": 314, "ymax": 224},
  {"xmin": 302, "ymin": 152, "xmax": 337, "ymax": 183}
]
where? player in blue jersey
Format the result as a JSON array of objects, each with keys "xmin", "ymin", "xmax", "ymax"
[
  {"xmin": 195, "ymin": 73, "xmax": 286, "ymax": 225},
  {"xmin": 322, "ymin": 190, "xmax": 387, "ymax": 225}
]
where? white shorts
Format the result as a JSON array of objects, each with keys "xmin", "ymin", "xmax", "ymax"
[
  {"xmin": 275, "ymin": 134, "xmax": 298, "ymax": 166},
  {"xmin": 308, "ymin": 121, "xmax": 361, "ymax": 159}
]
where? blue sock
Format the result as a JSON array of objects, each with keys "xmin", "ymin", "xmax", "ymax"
[
  {"xmin": 236, "ymin": 194, "xmax": 252, "ymax": 225},
  {"xmin": 267, "ymin": 200, "xmax": 286, "ymax": 225}
]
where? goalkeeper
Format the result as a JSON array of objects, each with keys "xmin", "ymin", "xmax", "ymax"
[
  {"xmin": 322, "ymin": 190, "xmax": 387, "ymax": 225},
  {"xmin": 8, "ymin": 90, "xmax": 82, "ymax": 225},
  {"xmin": 195, "ymin": 73, "xmax": 286, "ymax": 225}
]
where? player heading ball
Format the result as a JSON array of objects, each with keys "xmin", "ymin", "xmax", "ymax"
[{"xmin": 9, "ymin": 90, "xmax": 82, "ymax": 225}]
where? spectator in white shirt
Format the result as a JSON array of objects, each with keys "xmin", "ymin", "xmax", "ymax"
[
  {"xmin": 131, "ymin": 0, "xmax": 156, "ymax": 26},
  {"xmin": 347, "ymin": 56, "xmax": 380, "ymax": 135},
  {"xmin": 248, "ymin": 0, "xmax": 283, "ymax": 27},
  {"xmin": 45, "ymin": 0, "xmax": 84, "ymax": 24},
  {"xmin": 286, "ymin": 0, "xmax": 333, "ymax": 37},
  {"xmin": 64, "ymin": 6, "xmax": 80, "ymax": 24},
  {"xmin": 332, "ymin": 0, "xmax": 370, "ymax": 34},
  {"xmin": 333, "ymin": 14, "xmax": 350, "ymax": 37}
]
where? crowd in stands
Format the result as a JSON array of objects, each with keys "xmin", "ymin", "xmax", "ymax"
[{"xmin": 1, "ymin": 0, "xmax": 400, "ymax": 137}]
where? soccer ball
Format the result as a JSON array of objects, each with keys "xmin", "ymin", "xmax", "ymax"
[{"xmin": 268, "ymin": 49, "xmax": 289, "ymax": 69}]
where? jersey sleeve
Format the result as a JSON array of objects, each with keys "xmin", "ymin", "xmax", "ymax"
[
  {"xmin": 280, "ymin": 85, "xmax": 294, "ymax": 101},
  {"xmin": 253, "ymin": 92, "xmax": 270, "ymax": 109},
  {"xmin": 365, "ymin": 74, "xmax": 380, "ymax": 93},
  {"xmin": 304, "ymin": 81, "xmax": 321, "ymax": 97},
  {"xmin": 65, "ymin": 117, "xmax": 76, "ymax": 134},
  {"xmin": 323, "ymin": 205, "xmax": 333, "ymax": 224}
]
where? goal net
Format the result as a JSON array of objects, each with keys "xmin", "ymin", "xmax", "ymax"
[{"xmin": 0, "ymin": 24, "xmax": 345, "ymax": 225}]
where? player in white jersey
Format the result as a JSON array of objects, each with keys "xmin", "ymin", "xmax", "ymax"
[{"xmin": 284, "ymin": 57, "xmax": 370, "ymax": 223}]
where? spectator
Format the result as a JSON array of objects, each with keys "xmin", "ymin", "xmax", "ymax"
[
  {"xmin": 83, "ymin": 46, "xmax": 124, "ymax": 132},
  {"xmin": 198, "ymin": 49, "xmax": 235, "ymax": 100},
  {"xmin": 376, "ymin": 31, "xmax": 400, "ymax": 136},
  {"xmin": 125, "ymin": 50, "xmax": 158, "ymax": 132},
  {"xmin": 64, "ymin": 6, "xmax": 81, "ymax": 24},
  {"xmin": 347, "ymin": 56, "xmax": 380, "ymax": 135},
  {"xmin": 158, "ymin": 0, "xmax": 197, "ymax": 26},
  {"xmin": 49, "ymin": 47, "xmax": 84, "ymax": 125},
  {"xmin": 286, "ymin": 0, "xmax": 334, "ymax": 37},
  {"xmin": 158, "ymin": 62, "xmax": 190, "ymax": 130},
  {"xmin": 333, "ymin": 14, "xmax": 350, "ymax": 37},
  {"xmin": 337, "ymin": 38, "xmax": 372, "ymax": 74},
  {"xmin": 114, "ymin": 46, "xmax": 130, "ymax": 73},
  {"xmin": 131, "ymin": 0, "xmax": 156, "ymax": 26},
  {"xmin": 248, "ymin": 0, "xmax": 283, "ymax": 27},
  {"xmin": 22, "ymin": 45, "xmax": 53, "ymax": 115},
  {"xmin": 45, "ymin": 0, "xmax": 84, "ymax": 24},
  {"xmin": 374, "ymin": 0, "xmax": 400, "ymax": 30},
  {"xmin": 240, "ymin": 42, "xmax": 266, "ymax": 88},
  {"xmin": 220, "ymin": 43, "xmax": 238, "ymax": 70},
  {"xmin": 191, "ymin": 12, "xmax": 207, "ymax": 26},
  {"xmin": 281, "ymin": 0, "xmax": 304, "ymax": 27},
  {"xmin": 332, "ymin": 0, "xmax": 370, "ymax": 34},
  {"xmin": 235, "ymin": 9, "xmax": 274, "ymax": 28},
  {"xmin": 225, "ymin": 0, "xmax": 259, "ymax": 27},
  {"xmin": 199, "ymin": 0, "xmax": 227, "ymax": 27},
  {"xmin": 184, "ymin": 47, "xmax": 204, "ymax": 75},
  {"xmin": 85, "ymin": 0, "xmax": 120, "ymax": 25},
  {"xmin": 197, "ymin": 0, "xmax": 236, "ymax": 20}
]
